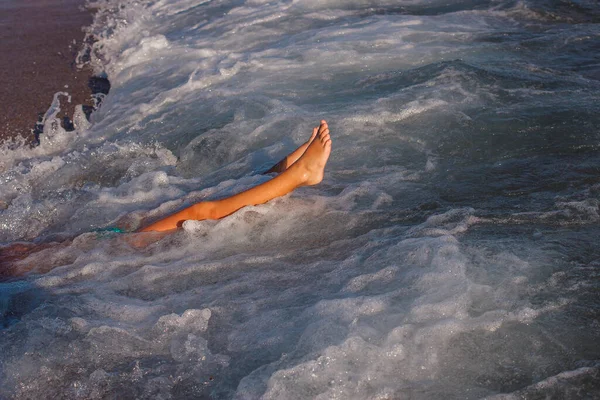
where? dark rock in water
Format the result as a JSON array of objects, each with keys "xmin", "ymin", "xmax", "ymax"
[
  {"xmin": 31, "ymin": 75, "xmax": 111, "ymax": 147},
  {"xmin": 89, "ymin": 75, "xmax": 111, "ymax": 110},
  {"xmin": 62, "ymin": 116, "xmax": 75, "ymax": 132},
  {"xmin": 0, "ymin": 282, "xmax": 43, "ymax": 330},
  {"xmin": 32, "ymin": 112, "xmax": 45, "ymax": 147},
  {"xmin": 88, "ymin": 75, "xmax": 111, "ymax": 96},
  {"xmin": 82, "ymin": 104, "xmax": 95, "ymax": 121}
]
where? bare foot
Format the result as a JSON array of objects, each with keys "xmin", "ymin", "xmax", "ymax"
[
  {"xmin": 292, "ymin": 120, "xmax": 331, "ymax": 185},
  {"xmin": 288, "ymin": 125, "xmax": 318, "ymax": 165},
  {"xmin": 265, "ymin": 124, "xmax": 319, "ymax": 174}
]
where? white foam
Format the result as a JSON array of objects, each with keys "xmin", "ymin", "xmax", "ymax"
[{"xmin": 1, "ymin": 0, "xmax": 597, "ymax": 398}]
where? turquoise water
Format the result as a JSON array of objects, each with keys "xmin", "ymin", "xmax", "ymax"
[{"xmin": 1, "ymin": 0, "xmax": 599, "ymax": 398}]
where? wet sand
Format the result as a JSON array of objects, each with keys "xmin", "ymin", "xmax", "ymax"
[{"xmin": 0, "ymin": 0, "xmax": 94, "ymax": 144}]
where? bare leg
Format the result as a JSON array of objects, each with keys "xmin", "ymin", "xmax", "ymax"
[
  {"xmin": 265, "ymin": 125, "xmax": 318, "ymax": 173},
  {"xmin": 140, "ymin": 120, "xmax": 331, "ymax": 232},
  {"xmin": 0, "ymin": 240, "xmax": 72, "ymax": 279}
]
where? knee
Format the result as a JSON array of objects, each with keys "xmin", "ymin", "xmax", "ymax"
[
  {"xmin": 205, "ymin": 202, "xmax": 219, "ymax": 220},
  {"xmin": 193, "ymin": 201, "xmax": 219, "ymax": 220}
]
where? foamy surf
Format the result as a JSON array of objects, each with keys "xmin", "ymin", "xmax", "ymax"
[{"xmin": 1, "ymin": 0, "xmax": 599, "ymax": 398}]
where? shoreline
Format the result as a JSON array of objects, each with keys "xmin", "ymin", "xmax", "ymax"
[{"xmin": 0, "ymin": 0, "xmax": 96, "ymax": 145}]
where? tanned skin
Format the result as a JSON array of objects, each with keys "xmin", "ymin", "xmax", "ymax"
[
  {"xmin": 0, "ymin": 121, "xmax": 332, "ymax": 274},
  {"xmin": 139, "ymin": 120, "xmax": 332, "ymax": 233}
]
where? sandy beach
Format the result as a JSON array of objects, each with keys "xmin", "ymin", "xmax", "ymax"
[{"xmin": 0, "ymin": 0, "xmax": 94, "ymax": 144}]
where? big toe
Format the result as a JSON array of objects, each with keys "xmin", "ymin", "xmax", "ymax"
[
  {"xmin": 310, "ymin": 127, "xmax": 318, "ymax": 140},
  {"xmin": 318, "ymin": 120, "xmax": 328, "ymax": 132}
]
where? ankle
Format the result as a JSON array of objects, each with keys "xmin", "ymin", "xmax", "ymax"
[{"xmin": 287, "ymin": 160, "xmax": 311, "ymax": 185}]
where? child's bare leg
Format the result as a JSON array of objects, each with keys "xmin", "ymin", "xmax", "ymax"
[
  {"xmin": 265, "ymin": 125, "xmax": 318, "ymax": 173},
  {"xmin": 140, "ymin": 120, "xmax": 331, "ymax": 232}
]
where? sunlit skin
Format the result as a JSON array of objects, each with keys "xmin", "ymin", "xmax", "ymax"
[
  {"xmin": 138, "ymin": 120, "xmax": 332, "ymax": 233},
  {"xmin": 0, "ymin": 121, "xmax": 331, "ymax": 270}
]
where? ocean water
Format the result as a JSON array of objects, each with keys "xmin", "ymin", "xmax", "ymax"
[{"xmin": 1, "ymin": 0, "xmax": 600, "ymax": 398}]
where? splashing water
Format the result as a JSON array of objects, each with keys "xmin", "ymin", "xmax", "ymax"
[{"xmin": 1, "ymin": 0, "xmax": 599, "ymax": 398}]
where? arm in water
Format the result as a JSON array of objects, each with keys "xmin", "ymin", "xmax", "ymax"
[{"xmin": 138, "ymin": 120, "xmax": 332, "ymax": 232}]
